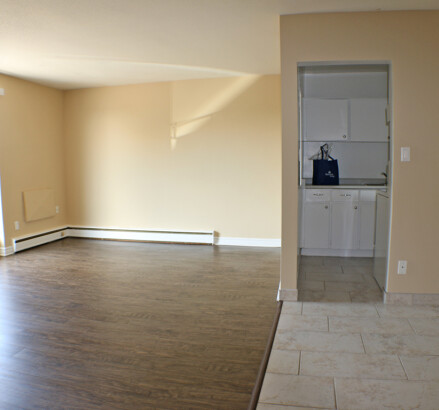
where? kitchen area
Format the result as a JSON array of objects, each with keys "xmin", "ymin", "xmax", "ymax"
[{"xmin": 297, "ymin": 64, "xmax": 392, "ymax": 302}]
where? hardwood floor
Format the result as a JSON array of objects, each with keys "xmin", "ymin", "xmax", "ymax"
[{"xmin": 0, "ymin": 238, "xmax": 280, "ymax": 409}]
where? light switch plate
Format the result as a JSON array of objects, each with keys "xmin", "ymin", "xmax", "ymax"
[
  {"xmin": 0, "ymin": 88, "xmax": 4, "ymax": 96},
  {"xmin": 401, "ymin": 147, "xmax": 410, "ymax": 162}
]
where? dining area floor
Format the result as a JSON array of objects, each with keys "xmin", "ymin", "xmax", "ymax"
[{"xmin": 0, "ymin": 238, "xmax": 281, "ymax": 409}]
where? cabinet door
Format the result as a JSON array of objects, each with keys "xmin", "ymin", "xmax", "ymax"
[
  {"xmin": 359, "ymin": 201, "xmax": 376, "ymax": 250},
  {"xmin": 350, "ymin": 98, "xmax": 388, "ymax": 142},
  {"xmin": 303, "ymin": 202, "xmax": 330, "ymax": 249},
  {"xmin": 330, "ymin": 202, "xmax": 359, "ymax": 250},
  {"xmin": 303, "ymin": 98, "xmax": 349, "ymax": 141}
]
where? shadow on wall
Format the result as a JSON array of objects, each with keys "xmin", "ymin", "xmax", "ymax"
[{"xmin": 169, "ymin": 75, "xmax": 261, "ymax": 149}]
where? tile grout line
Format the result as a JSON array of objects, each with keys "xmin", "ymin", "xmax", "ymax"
[
  {"xmin": 359, "ymin": 332, "xmax": 367, "ymax": 354},
  {"xmin": 406, "ymin": 318, "xmax": 417, "ymax": 334},
  {"xmin": 397, "ymin": 354, "xmax": 409, "ymax": 380},
  {"xmin": 333, "ymin": 377, "xmax": 338, "ymax": 410},
  {"xmin": 374, "ymin": 303, "xmax": 381, "ymax": 318}
]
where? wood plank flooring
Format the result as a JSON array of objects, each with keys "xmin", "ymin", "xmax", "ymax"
[{"xmin": 0, "ymin": 238, "xmax": 280, "ymax": 409}]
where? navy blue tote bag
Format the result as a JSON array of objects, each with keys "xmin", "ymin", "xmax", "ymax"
[{"xmin": 312, "ymin": 157, "xmax": 339, "ymax": 185}]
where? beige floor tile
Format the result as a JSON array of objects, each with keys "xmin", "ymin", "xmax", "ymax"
[
  {"xmin": 376, "ymin": 304, "xmax": 439, "ymax": 318},
  {"xmin": 408, "ymin": 318, "xmax": 439, "ymax": 336},
  {"xmin": 273, "ymin": 330, "xmax": 364, "ymax": 353},
  {"xmin": 339, "ymin": 257, "xmax": 373, "ymax": 266},
  {"xmin": 323, "ymin": 257, "xmax": 344, "ymax": 266},
  {"xmin": 302, "ymin": 302, "xmax": 378, "ymax": 317},
  {"xmin": 300, "ymin": 351, "xmax": 406, "ymax": 380},
  {"xmin": 300, "ymin": 290, "xmax": 351, "ymax": 303},
  {"xmin": 259, "ymin": 373, "xmax": 335, "ymax": 409},
  {"xmin": 325, "ymin": 281, "xmax": 378, "ymax": 292},
  {"xmin": 342, "ymin": 266, "xmax": 374, "ymax": 275},
  {"xmin": 400, "ymin": 355, "xmax": 439, "ymax": 381},
  {"xmin": 302, "ymin": 265, "xmax": 343, "ymax": 274},
  {"xmin": 306, "ymin": 272, "xmax": 364, "ymax": 283},
  {"xmin": 278, "ymin": 314, "xmax": 328, "ymax": 332},
  {"xmin": 362, "ymin": 333, "xmax": 439, "ymax": 355},
  {"xmin": 350, "ymin": 289, "xmax": 383, "ymax": 303},
  {"xmin": 329, "ymin": 316, "xmax": 413, "ymax": 335},
  {"xmin": 258, "ymin": 404, "xmax": 331, "ymax": 410},
  {"xmin": 300, "ymin": 256, "xmax": 325, "ymax": 266},
  {"xmin": 360, "ymin": 273, "xmax": 379, "ymax": 284},
  {"xmin": 266, "ymin": 349, "xmax": 300, "ymax": 375},
  {"xmin": 335, "ymin": 378, "xmax": 439, "ymax": 410},
  {"xmin": 298, "ymin": 279, "xmax": 325, "ymax": 291},
  {"xmin": 282, "ymin": 302, "xmax": 303, "ymax": 315}
]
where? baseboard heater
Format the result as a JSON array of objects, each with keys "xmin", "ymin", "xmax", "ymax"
[
  {"xmin": 13, "ymin": 226, "xmax": 214, "ymax": 254},
  {"xmin": 14, "ymin": 228, "xmax": 68, "ymax": 253},
  {"xmin": 67, "ymin": 226, "xmax": 214, "ymax": 245}
]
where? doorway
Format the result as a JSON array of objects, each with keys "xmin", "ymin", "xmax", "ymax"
[{"xmin": 296, "ymin": 62, "xmax": 392, "ymax": 303}]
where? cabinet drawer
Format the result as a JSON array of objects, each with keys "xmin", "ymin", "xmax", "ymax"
[
  {"xmin": 360, "ymin": 190, "xmax": 377, "ymax": 201},
  {"xmin": 331, "ymin": 190, "xmax": 359, "ymax": 201},
  {"xmin": 305, "ymin": 190, "xmax": 330, "ymax": 202}
]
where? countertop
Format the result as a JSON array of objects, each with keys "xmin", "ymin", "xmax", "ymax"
[{"xmin": 303, "ymin": 185, "xmax": 387, "ymax": 190}]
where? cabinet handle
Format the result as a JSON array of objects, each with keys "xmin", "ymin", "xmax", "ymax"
[
  {"xmin": 324, "ymin": 205, "xmax": 329, "ymax": 209},
  {"xmin": 313, "ymin": 193, "xmax": 323, "ymax": 196},
  {"xmin": 354, "ymin": 206, "xmax": 358, "ymax": 210},
  {"xmin": 341, "ymin": 194, "xmax": 351, "ymax": 197},
  {"xmin": 342, "ymin": 135, "xmax": 347, "ymax": 139}
]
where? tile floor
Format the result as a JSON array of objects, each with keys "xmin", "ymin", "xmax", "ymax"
[{"xmin": 258, "ymin": 256, "xmax": 439, "ymax": 410}]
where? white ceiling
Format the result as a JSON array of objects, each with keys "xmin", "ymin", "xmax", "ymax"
[{"xmin": 0, "ymin": 0, "xmax": 437, "ymax": 89}]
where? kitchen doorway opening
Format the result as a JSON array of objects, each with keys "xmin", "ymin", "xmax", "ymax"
[{"xmin": 296, "ymin": 62, "xmax": 392, "ymax": 303}]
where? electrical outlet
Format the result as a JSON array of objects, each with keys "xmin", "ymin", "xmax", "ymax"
[
  {"xmin": 55, "ymin": 205, "xmax": 60, "ymax": 214},
  {"xmin": 398, "ymin": 260, "xmax": 407, "ymax": 275},
  {"xmin": 14, "ymin": 221, "xmax": 20, "ymax": 231}
]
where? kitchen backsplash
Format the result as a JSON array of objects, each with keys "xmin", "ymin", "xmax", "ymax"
[{"xmin": 302, "ymin": 141, "xmax": 388, "ymax": 180}]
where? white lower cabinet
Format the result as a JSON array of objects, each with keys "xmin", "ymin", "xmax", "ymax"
[
  {"xmin": 330, "ymin": 201, "xmax": 359, "ymax": 250},
  {"xmin": 302, "ymin": 189, "xmax": 378, "ymax": 254},
  {"xmin": 302, "ymin": 202, "xmax": 330, "ymax": 249}
]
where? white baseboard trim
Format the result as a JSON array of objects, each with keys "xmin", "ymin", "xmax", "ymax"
[
  {"xmin": 214, "ymin": 237, "xmax": 281, "ymax": 247},
  {"xmin": 13, "ymin": 227, "xmax": 68, "ymax": 253},
  {"xmin": 6, "ymin": 226, "xmax": 279, "ymax": 255},
  {"xmin": 0, "ymin": 246, "xmax": 14, "ymax": 256},
  {"xmin": 301, "ymin": 248, "xmax": 373, "ymax": 257},
  {"xmin": 68, "ymin": 226, "xmax": 215, "ymax": 245}
]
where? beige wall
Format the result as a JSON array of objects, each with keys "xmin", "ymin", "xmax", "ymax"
[
  {"xmin": 280, "ymin": 11, "xmax": 439, "ymax": 294},
  {"xmin": 63, "ymin": 75, "xmax": 281, "ymax": 239},
  {"xmin": 0, "ymin": 74, "xmax": 67, "ymax": 248}
]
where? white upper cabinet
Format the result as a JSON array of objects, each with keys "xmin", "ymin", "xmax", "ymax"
[
  {"xmin": 303, "ymin": 98, "xmax": 349, "ymax": 141},
  {"xmin": 350, "ymin": 98, "xmax": 388, "ymax": 142}
]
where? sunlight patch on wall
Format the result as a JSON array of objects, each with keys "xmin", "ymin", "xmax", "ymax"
[{"xmin": 170, "ymin": 75, "xmax": 260, "ymax": 149}]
